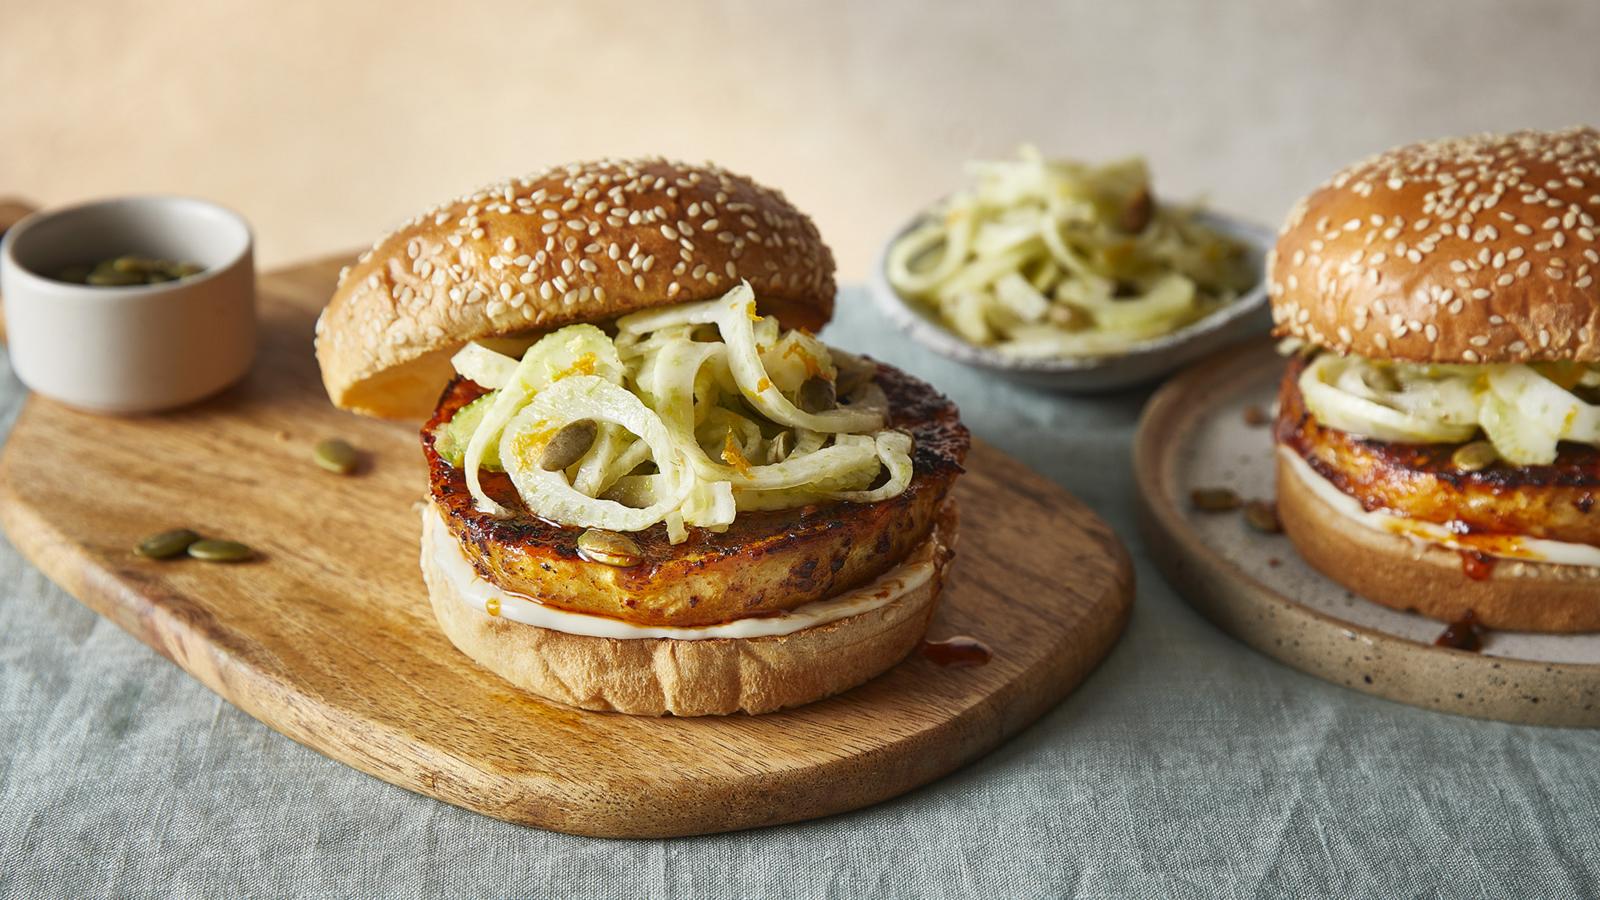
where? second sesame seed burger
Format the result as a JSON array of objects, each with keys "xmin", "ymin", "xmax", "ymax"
[
  {"xmin": 316, "ymin": 158, "xmax": 969, "ymax": 714},
  {"xmin": 1268, "ymin": 128, "xmax": 1600, "ymax": 633}
]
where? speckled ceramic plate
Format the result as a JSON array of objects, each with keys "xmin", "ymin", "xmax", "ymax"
[
  {"xmin": 1134, "ymin": 340, "xmax": 1600, "ymax": 727},
  {"xmin": 869, "ymin": 210, "xmax": 1273, "ymax": 392}
]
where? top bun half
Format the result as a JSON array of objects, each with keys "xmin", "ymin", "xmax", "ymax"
[
  {"xmin": 1268, "ymin": 127, "xmax": 1600, "ymax": 364},
  {"xmin": 316, "ymin": 158, "xmax": 837, "ymax": 418}
]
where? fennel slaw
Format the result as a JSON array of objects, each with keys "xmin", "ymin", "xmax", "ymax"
[
  {"xmin": 1298, "ymin": 352, "xmax": 1600, "ymax": 465},
  {"xmin": 433, "ymin": 282, "xmax": 912, "ymax": 543}
]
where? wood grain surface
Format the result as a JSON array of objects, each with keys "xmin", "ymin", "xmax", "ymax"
[
  {"xmin": 1135, "ymin": 341, "xmax": 1600, "ymax": 728},
  {"xmin": 0, "ymin": 256, "xmax": 1134, "ymax": 836}
]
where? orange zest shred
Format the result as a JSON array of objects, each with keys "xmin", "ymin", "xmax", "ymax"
[
  {"xmin": 508, "ymin": 424, "xmax": 558, "ymax": 463},
  {"xmin": 721, "ymin": 430, "xmax": 754, "ymax": 478},
  {"xmin": 782, "ymin": 341, "xmax": 827, "ymax": 379},
  {"xmin": 552, "ymin": 352, "xmax": 597, "ymax": 380}
]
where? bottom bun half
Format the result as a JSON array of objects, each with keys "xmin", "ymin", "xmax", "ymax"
[
  {"xmin": 423, "ymin": 502, "xmax": 958, "ymax": 716},
  {"xmin": 1276, "ymin": 453, "xmax": 1600, "ymax": 633}
]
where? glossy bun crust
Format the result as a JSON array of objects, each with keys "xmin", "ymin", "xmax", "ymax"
[
  {"xmin": 1269, "ymin": 127, "xmax": 1600, "ymax": 363},
  {"xmin": 317, "ymin": 157, "xmax": 837, "ymax": 417}
]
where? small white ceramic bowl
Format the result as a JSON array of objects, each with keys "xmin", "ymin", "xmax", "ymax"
[
  {"xmin": 0, "ymin": 196, "xmax": 256, "ymax": 413},
  {"xmin": 869, "ymin": 210, "xmax": 1273, "ymax": 392}
]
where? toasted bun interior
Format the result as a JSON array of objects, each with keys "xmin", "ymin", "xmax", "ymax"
[
  {"xmin": 421, "ymin": 501, "xmax": 959, "ymax": 716},
  {"xmin": 1276, "ymin": 449, "xmax": 1600, "ymax": 633}
]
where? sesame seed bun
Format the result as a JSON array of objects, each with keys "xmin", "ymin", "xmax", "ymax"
[
  {"xmin": 1276, "ymin": 450, "xmax": 1600, "ymax": 632},
  {"xmin": 1268, "ymin": 128, "xmax": 1600, "ymax": 363},
  {"xmin": 316, "ymin": 158, "xmax": 837, "ymax": 418}
]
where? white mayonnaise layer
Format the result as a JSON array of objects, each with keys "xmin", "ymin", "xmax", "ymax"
[
  {"xmin": 423, "ymin": 507, "xmax": 937, "ymax": 640},
  {"xmin": 1280, "ymin": 448, "xmax": 1600, "ymax": 567}
]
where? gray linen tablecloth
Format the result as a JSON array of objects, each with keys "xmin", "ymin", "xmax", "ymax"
[{"xmin": 1, "ymin": 286, "xmax": 1597, "ymax": 899}]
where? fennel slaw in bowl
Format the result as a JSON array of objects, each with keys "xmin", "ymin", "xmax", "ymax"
[{"xmin": 873, "ymin": 147, "xmax": 1270, "ymax": 390}]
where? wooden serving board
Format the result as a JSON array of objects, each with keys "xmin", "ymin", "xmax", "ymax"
[
  {"xmin": 0, "ymin": 255, "xmax": 1133, "ymax": 836},
  {"xmin": 1135, "ymin": 340, "xmax": 1600, "ymax": 728}
]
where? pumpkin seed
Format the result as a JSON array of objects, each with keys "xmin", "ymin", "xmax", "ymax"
[
  {"xmin": 577, "ymin": 528, "xmax": 642, "ymax": 567},
  {"xmin": 313, "ymin": 438, "xmax": 360, "ymax": 474},
  {"xmin": 1119, "ymin": 187, "xmax": 1154, "ymax": 234},
  {"xmin": 797, "ymin": 376, "xmax": 836, "ymax": 413},
  {"xmin": 135, "ymin": 528, "xmax": 201, "ymax": 560},
  {"xmin": 111, "ymin": 256, "xmax": 159, "ymax": 274},
  {"xmin": 58, "ymin": 256, "xmax": 206, "ymax": 286},
  {"xmin": 86, "ymin": 269, "xmax": 143, "ymax": 286},
  {"xmin": 1190, "ymin": 487, "xmax": 1242, "ymax": 512},
  {"xmin": 1243, "ymin": 500, "xmax": 1282, "ymax": 534},
  {"xmin": 187, "ymin": 539, "xmax": 254, "ymax": 562},
  {"xmin": 539, "ymin": 419, "xmax": 597, "ymax": 471},
  {"xmin": 1451, "ymin": 441, "xmax": 1497, "ymax": 473},
  {"xmin": 766, "ymin": 431, "xmax": 793, "ymax": 464}
]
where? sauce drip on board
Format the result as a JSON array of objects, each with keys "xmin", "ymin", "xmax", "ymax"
[
  {"xmin": 1434, "ymin": 610, "xmax": 1487, "ymax": 652},
  {"xmin": 921, "ymin": 635, "xmax": 992, "ymax": 668}
]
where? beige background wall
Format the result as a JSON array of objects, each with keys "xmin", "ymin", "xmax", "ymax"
[{"xmin": 4, "ymin": 0, "xmax": 1598, "ymax": 277}]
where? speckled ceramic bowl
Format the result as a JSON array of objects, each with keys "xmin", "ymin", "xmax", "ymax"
[{"xmin": 869, "ymin": 209, "xmax": 1273, "ymax": 392}]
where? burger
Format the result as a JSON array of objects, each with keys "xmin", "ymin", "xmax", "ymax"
[
  {"xmin": 1268, "ymin": 128, "xmax": 1600, "ymax": 633},
  {"xmin": 315, "ymin": 158, "xmax": 969, "ymax": 714}
]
